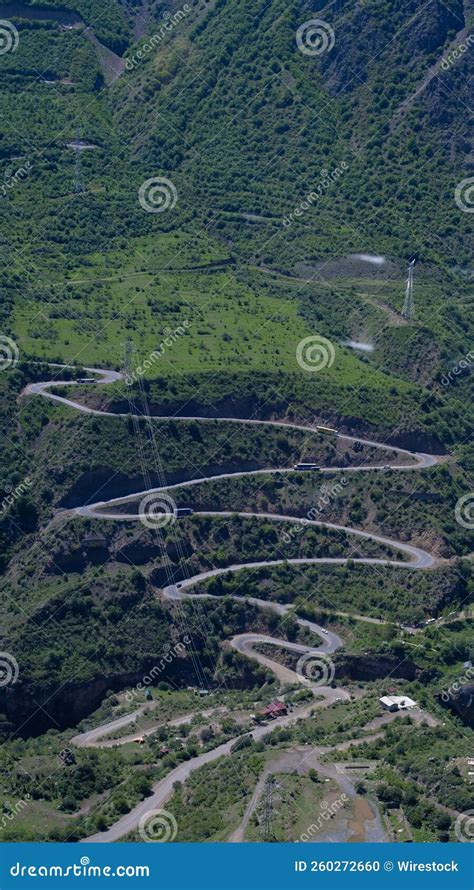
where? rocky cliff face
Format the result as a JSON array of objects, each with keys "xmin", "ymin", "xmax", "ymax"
[
  {"xmin": 320, "ymin": 0, "xmax": 466, "ymax": 96},
  {"xmin": 335, "ymin": 652, "xmax": 420, "ymax": 681},
  {"xmin": 439, "ymin": 682, "xmax": 474, "ymax": 727},
  {"xmin": 0, "ymin": 661, "xmax": 196, "ymax": 736}
]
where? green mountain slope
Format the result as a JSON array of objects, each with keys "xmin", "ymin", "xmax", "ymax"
[
  {"xmin": 0, "ymin": 0, "xmax": 471, "ymax": 428},
  {"xmin": 0, "ymin": 0, "xmax": 472, "ymax": 762}
]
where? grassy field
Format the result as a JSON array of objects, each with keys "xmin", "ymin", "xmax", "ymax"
[
  {"xmin": 10, "ymin": 236, "xmax": 421, "ymax": 396},
  {"xmin": 13, "ymin": 266, "xmax": 319, "ymax": 373},
  {"xmin": 245, "ymin": 771, "xmax": 342, "ymax": 843}
]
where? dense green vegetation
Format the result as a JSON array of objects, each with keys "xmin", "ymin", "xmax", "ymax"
[
  {"xmin": 0, "ymin": 0, "xmax": 472, "ymax": 441},
  {"xmin": 159, "ymin": 749, "xmax": 264, "ymax": 842},
  {"xmin": 348, "ymin": 722, "xmax": 473, "ymax": 841},
  {"xmin": 167, "ymin": 463, "xmax": 474, "ymax": 556},
  {"xmin": 197, "ymin": 561, "xmax": 472, "ymax": 624},
  {"xmin": 1, "ymin": 572, "xmax": 304, "ymax": 732},
  {"xmin": 0, "ymin": 0, "xmax": 472, "ymax": 844}
]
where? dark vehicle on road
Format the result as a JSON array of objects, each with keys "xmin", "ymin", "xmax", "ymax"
[{"xmin": 293, "ymin": 463, "xmax": 321, "ymax": 471}]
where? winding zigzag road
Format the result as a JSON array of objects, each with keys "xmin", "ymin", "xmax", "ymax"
[
  {"xmin": 26, "ymin": 366, "xmax": 438, "ymax": 579},
  {"xmin": 25, "ymin": 367, "xmax": 438, "ymax": 471},
  {"xmin": 24, "ymin": 365, "xmax": 442, "ymax": 842},
  {"xmin": 24, "ymin": 364, "xmax": 440, "ymax": 639}
]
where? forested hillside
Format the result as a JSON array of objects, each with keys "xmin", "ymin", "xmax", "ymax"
[{"xmin": 0, "ymin": 0, "xmax": 472, "ymax": 846}]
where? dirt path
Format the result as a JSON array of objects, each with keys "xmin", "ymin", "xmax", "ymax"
[
  {"xmin": 82, "ymin": 696, "xmax": 339, "ymax": 843},
  {"xmin": 72, "ymin": 707, "xmax": 223, "ymax": 749}
]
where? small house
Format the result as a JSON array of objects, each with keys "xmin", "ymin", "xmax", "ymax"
[
  {"xmin": 259, "ymin": 700, "xmax": 287, "ymax": 720},
  {"xmin": 380, "ymin": 695, "xmax": 416, "ymax": 712}
]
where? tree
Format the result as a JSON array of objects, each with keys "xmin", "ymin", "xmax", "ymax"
[
  {"xmin": 59, "ymin": 796, "xmax": 77, "ymax": 813},
  {"xmin": 114, "ymin": 796, "xmax": 130, "ymax": 815},
  {"xmin": 435, "ymin": 813, "xmax": 451, "ymax": 831},
  {"xmin": 200, "ymin": 727, "xmax": 214, "ymax": 743}
]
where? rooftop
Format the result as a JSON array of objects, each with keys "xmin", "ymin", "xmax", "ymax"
[{"xmin": 380, "ymin": 695, "xmax": 417, "ymax": 709}]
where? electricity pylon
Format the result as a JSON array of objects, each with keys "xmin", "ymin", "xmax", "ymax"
[
  {"xmin": 402, "ymin": 259, "xmax": 415, "ymax": 320},
  {"xmin": 123, "ymin": 337, "xmax": 137, "ymax": 384},
  {"xmin": 262, "ymin": 777, "xmax": 275, "ymax": 841},
  {"xmin": 74, "ymin": 128, "xmax": 85, "ymax": 195}
]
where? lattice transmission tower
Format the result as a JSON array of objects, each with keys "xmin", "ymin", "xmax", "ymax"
[
  {"xmin": 402, "ymin": 258, "xmax": 415, "ymax": 320},
  {"xmin": 262, "ymin": 777, "xmax": 275, "ymax": 842},
  {"xmin": 73, "ymin": 127, "xmax": 85, "ymax": 195},
  {"xmin": 122, "ymin": 337, "xmax": 138, "ymax": 387}
]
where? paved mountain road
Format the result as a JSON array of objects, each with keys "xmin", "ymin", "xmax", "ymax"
[{"xmin": 23, "ymin": 364, "xmax": 442, "ymax": 843}]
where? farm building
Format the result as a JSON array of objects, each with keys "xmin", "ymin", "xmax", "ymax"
[
  {"xmin": 380, "ymin": 695, "xmax": 417, "ymax": 712},
  {"xmin": 259, "ymin": 700, "xmax": 287, "ymax": 719}
]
